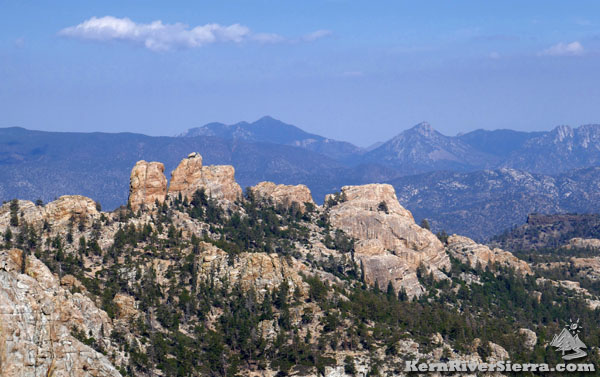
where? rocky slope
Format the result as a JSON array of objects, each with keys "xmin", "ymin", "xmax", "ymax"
[
  {"xmin": 0, "ymin": 248, "xmax": 121, "ymax": 376},
  {"xmin": 1, "ymin": 153, "xmax": 597, "ymax": 376}
]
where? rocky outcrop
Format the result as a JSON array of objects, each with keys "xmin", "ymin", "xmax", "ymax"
[
  {"xmin": 194, "ymin": 242, "xmax": 307, "ymax": 296},
  {"xmin": 251, "ymin": 181, "xmax": 314, "ymax": 211},
  {"xmin": 535, "ymin": 277, "xmax": 600, "ymax": 309},
  {"xmin": 487, "ymin": 341, "xmax": 510, "ymax": 362},
  {"xmin": 0, "ymin": 195, "xmax": 100, "ymax": 230},
  {"xmin": 447, "ymin": 235, "xmax": 532, "ymax": 275},
  {"xmin": 128, "ymin": 160, "xmax": 167, "ymax": 212},
  {"xmin": 356, "ymin": 252, "xmax": 424, "ymax": 296},
  {"xmin": 168, "ymin": 152, "xmax": 242, "ymax": 202},
  {"xmin": 565, "ymin": 237, "xmax": 600, "ymax": 250},
  {"xmin": 113, "ymin": 293, "xmax": 139, "ymax": 321},
  {"xmin": 571, "ymin": 257, "xmax": 600, "ymax": 280},
  {"xmin": 43, "ymin": 196, "xmax": 100, "ymax": 226},
  {"xmin": 519, "ymin": 328, "xmax": 537, "ymax": 351},
  {"xmin": 0, "ymin": 249, "xmax": 120, "ymax": 376},
  {"xmin": 536, "ymin": 277, "xmax": 590, "ymax": 295},
  {"xmin": 60, "ymin": 274, "xmax": 88, "ymax": 293},
  {"xmin": 327, "ymin": 184, "xmax": 450, "ymax": 297}
]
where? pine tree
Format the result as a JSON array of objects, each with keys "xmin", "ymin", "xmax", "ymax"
[
  {"xmin": 4, "ymin": 228, "xmax": 12, "ymax": 248},
  {"xmin": 9, "ymin": 199, "xmax": 19, "ymax": 227},
  {"xmin": 386, "ymin": 281, "xmax": 395, "ymax": 299}
]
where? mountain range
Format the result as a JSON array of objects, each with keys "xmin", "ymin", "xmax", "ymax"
[
  {"xmin": 180, "ymin": 116, "xmax": 363, "ymax": 162},
  {"xmin": 3, "ymin": 116, "xmax": 600, "ymax": 239},
  {"xmin": 181, "ymin": 116, "xmax": 600, "ymax": 175}
]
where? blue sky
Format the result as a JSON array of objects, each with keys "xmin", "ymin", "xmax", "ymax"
[{"xmin": 1, "ymin": 0, "xmax": 600, "ymax": 146}]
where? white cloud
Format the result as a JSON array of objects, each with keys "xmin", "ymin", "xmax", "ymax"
[
  {"xmin": 60, "ymin": 16, "xmax": 331, "ymax": 51},
  {"xmin": 300, "ymin": 29, "xmax": 332, "ymax": 42},
  {"xmin": 61, "ymin": 16, "xmax": 267, "ymax": 51},
  {"xmin": 541, "ymin": 41, "xmax": 584, "ymax": 57}
]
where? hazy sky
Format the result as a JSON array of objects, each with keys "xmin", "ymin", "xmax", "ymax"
[{"xmin": 1, "ymin": 0, "xmax": 600, "ymax": 146}]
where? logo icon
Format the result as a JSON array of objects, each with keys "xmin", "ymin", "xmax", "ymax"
[{"xmin": 550, "ymin": 319, "xmax": 587, "ymax": 360}]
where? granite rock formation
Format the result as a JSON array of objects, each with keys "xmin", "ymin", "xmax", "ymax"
[
  {"xmin": 519, "ymin": 328, "xmax": 538, "ymax": 351},
  {"xmin": 128, "ymin": 160, "xmax": 168, "ymax": 212},
  {"xmin": 0, "ymin": 195, "xmax": 100, "ymax": 230},
  {"xmin": 194, "ymin": 241, "xmax": 308, "ymax": 296},
  {"xmin": 446, "ymin": 235, "xmax": 532, "ymax": 275},
  {"xmin": 327, "ymin": 184, "xmax": 450, "ymax": 297},
  {"xmin": 168, "ymin": 152, "xmax": 242, "ymax": 202},
  {"xmin": 250, "ymin": 181, "xmax": 314, "ymax": 212}
]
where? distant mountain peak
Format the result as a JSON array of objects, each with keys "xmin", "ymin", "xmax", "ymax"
[
  {"xmin": 255, "ymin": 115, "xmax": 278, "ymax": 123},
  {"xmin": 177, "ymin": 116, "xmax": 362, "ymax": 161},
  {"xmin": 408, "ymin": 122, "xmax": 437, "ymax": 137},
  {"xmin": 412, "ymin": 121, "xmax": 432, "ymax": 130}
]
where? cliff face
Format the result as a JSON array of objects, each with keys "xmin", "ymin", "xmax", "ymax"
[
  {"xmin": 327, "ymin": 184, "xmax": 450, "ymax": 296},
  {"xmin": 128, "ymin": 160, "xmax": 168, "ymax": 212},
  {"xmin": 0, "ymin": 249, "xmax": 121, "ymax": 377},
  {"xmin": 168, "ymin": 152, "xmax": 242, "ymax": 202}
]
